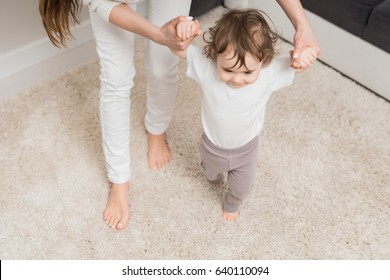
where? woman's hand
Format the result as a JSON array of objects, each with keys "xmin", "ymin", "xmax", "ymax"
[
  {"xmin": 158, "ymin": 16, "xmax": 201, "ymax": 51},
  {"xmin": 291, "ymin": 26, "xmax": 321, "ymax": 69},
  {"xmin": 275, "ymin": 0, "xmax": 321, "ymax": 70},
  {"xmin": 290, "ymin": 47, "xmax": 317, "ymax": 72},
  {"xmin": 176, "ymin": 17, "xmax": 201, "ymax": 41},
  {"xmin": 108, "ymin": 5, "xmax": 200, "ymax": 51}
]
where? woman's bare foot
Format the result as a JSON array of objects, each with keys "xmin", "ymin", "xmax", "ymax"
[
  {"xmin": 103, "ymin": 182, "xmax": 131, "ymax": 230},
  {"xmin": 222, "ymin": 211, "xmax": 240, "ymax": 222},
  {"xmin": 147, "ymin": 132, "xmax": 171, "ymax": 170}
]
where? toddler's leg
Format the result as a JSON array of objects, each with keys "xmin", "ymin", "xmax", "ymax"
[
  {"xmin": 223, "ymin": 138, "xmax": 259, "ymax": 221},
  {"xmin": 200, "ymin": 133, "xmax": 227, "ymax": 184},
  {"xmin": 223, "ymin": 170, "xmax": 255, "ymax": 222},
  {"xmin": 144, "ymin": 0, "xmax": 192, "ymax": 170}
]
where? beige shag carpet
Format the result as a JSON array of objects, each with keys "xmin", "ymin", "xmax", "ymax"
[{"xmin": 1, "ymin": 6, "xmax": 389, "ymax": 259}]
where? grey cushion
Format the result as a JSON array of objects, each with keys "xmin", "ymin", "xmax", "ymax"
[
  {"xmin": 363, "ymin": 0, "xmax": 390, "ymax": 52},
  {"xmin": 301, "ymin": 0, "xmax": 384, "ymax": 36},
  {"xmin": 189, "ymin": 0, "xmax": 223, "ymax": 17},
  {"xmin": 301, "ymin": 0, "xmax": 389, "ymax": 53}
]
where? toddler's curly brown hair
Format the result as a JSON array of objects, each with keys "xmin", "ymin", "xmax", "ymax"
[{"xmin": 203, "ymin": 9, "xmax": 279, "ymax": 69}]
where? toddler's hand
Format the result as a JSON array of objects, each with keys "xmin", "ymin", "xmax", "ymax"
[
  {"xmin": 290, "ymin": 47, "xmax": 317, "ymax": 72},
  {"xmin": 176, "ymin": 17, "xmax": 201, "ymax": 41}
]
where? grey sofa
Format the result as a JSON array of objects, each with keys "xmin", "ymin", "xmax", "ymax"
[
  {"xmin": 189, "ymin": 0, "xmax": 223, "ymax": 17},
  {"xmin": 301, "ymin": 0, "xmax": 390, "ymax": 53},
  {"xmin": 191, "ymin": 0, "xmax": 390, "ymax": 54}
]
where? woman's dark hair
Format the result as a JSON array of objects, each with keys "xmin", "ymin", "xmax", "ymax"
[{"xmin": 39, "ymin": 0, "xmax": 81, "ymax": 47}]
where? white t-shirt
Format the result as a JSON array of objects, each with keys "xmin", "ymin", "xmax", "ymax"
[
  {"xmin": 83, "ymin": 0, "xmax": 140, "ymax": 22},
  {"xmin": 186, "ymin": 45, "xmax": 295, "ymax": 149}
]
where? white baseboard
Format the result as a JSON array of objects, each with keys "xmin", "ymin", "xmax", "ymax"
[
  {"xmin": 305, "ymin": 10, "xmax": 390, "ymax": 101},
  {"xmin": 0, "ymin": 20, "xmax": 98, "ymax": 100}
]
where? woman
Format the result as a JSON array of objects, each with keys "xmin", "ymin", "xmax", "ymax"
[{"xmin": 40, "ymin": 0, "xmax": 196, "ymax": 231}]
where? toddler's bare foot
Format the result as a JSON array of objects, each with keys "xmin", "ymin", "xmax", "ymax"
[
  {"xmin": 103, "ymin": 182, "xmax": 131, "ymax": 230},
  {"xmin": 222, "ymin": 211, "xmax": 240, "ymax": 222},
  {"xmin": 147, "ymin": 132, "xmax": 171, "ymax": 170}
]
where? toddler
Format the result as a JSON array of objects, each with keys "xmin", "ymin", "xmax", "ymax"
[{"xmin": 173, "ymin": 9, "xmax": 317, "ymax": 221}]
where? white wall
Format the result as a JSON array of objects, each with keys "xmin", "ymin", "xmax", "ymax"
[
  {"xmin": 0, "ymin": 0, "xmax": 148, "ymax": 100},
  {"xmin": 0, "ymin": 1, "xmax": 90, "ymax": 54}
]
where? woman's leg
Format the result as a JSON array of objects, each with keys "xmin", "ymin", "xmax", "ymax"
[
  {"xmin": 144, "ymin": 0, "xmax": 192, "ymax": 170},
  {"xmin": 89, "ymin": 5, "xmax": 136, "ymax": 230}
]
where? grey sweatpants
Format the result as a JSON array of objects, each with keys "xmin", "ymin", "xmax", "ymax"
[{"xmin": 199, "ymin": 133, "xmax": 259, "ymax": 213}]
